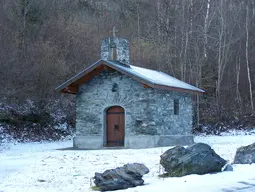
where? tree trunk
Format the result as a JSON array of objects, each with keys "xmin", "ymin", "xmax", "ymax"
[
  {"xmin": 245, "ymin": 4, "xmax": 254, "ymax": 113},
  {"xmin": 22, "ymin": 0, "xmax": 27, "ymax": 59},
  {"xmin": 204, "ymin": 0, "xmax": 211, "ymax": 59},
  {"xmin": 236, "ymin": 54, "xmax": 241, "ymax": 110}
]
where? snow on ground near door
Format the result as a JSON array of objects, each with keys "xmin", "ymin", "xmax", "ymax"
[{"xmin": 1, "ymin": 134, "xmax": 255, "ymax": 192}]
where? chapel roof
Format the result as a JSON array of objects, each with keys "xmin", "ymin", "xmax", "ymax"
[{"xmin": 55, "ymin": 59, "xmax": 204, "ymax": 94}]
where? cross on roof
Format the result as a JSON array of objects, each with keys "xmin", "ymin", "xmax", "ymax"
[{"xmin": 111, "ymin": 26, "xmax": 119, "ymax": 37}]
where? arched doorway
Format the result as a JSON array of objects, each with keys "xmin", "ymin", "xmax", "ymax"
[{"xmin": 106, "ymin": 106, "xmax": 125, "ymax": 147}]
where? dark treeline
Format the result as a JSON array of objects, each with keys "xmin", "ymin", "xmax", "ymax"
[{"xmin": 1, "ymin": 0, "xmax": 255, "ymax": 131}]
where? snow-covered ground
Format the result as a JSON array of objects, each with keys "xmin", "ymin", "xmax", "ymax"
[{"xmin": 1, "ymin": 134, "xmax": 255, "ymax": 192}]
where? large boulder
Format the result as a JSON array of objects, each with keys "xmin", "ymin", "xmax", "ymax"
[
  {"xmin": 93, "ymin": 163, "xmax": 149, "ymax": 191},
  {"xmin": 234, "ymin": 142, "xmax": 255, "ymax": 164},
  {"xmin": 160, "ymin": 143, "xmax": 227, "ymax": 177}
]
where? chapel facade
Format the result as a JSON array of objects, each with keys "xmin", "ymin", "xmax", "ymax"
[{"xmin": 56, "ymin": 35, "xmax": 204, "ymax": 149}]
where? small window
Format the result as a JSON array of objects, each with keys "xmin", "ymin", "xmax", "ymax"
[
  {"xmin": 174, "ymin": 99, "xmax": 179, "ymax": 115},
  {"xmin": 111, "ymin": 83, "xmax": 118, "ymax": 92}
]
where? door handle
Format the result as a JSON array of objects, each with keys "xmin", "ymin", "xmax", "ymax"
[{"xmin": 114, "ymin": 124, "xmax": 119, "ymax": 130}]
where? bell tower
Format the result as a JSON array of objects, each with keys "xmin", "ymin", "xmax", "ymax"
[{"xmin": 100, "ymin": 27, "xmax": 130, "ymax": 66}]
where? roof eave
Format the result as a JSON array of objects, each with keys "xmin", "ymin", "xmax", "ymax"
[
  {"xmin": 152, "ymin": 83, "xmax": 204, "ymax": 95},
  {"xmin": 55, "ymin": 59, "xmax": 103, "ymax": 92}
]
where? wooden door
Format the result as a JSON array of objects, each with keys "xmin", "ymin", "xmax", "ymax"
[{"xmin": 106, "ymin": 106, "xmax": 125, "ymax": 147}]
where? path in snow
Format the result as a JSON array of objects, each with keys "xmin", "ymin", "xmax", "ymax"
[{"xmin": 0, "ymin": 135, "xmax": 255, "ymax": 192}]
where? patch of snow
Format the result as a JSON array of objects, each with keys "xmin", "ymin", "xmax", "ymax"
[
  {"xmin": 130, "ymin": 65, "xmax": 204, "ymax": 92},
  {"xmin": 219, "ymin": 129, "xmax": 255, "ymax": 136},
  {"xmin": 0, "ymin": 125, "xmax": 17, "ymax": 152},
  {"xmin": 107, "ymin": 60, "xmax": 204, "ymax": 93},
  {"xmin": 54, "ymin": 123, "xmax": 68, "ymax": 131},
  {"xmin": 0, "ymin": 135, "xmax": 255, "ymax": 191}
]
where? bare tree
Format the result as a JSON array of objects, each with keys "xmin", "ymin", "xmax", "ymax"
[
  {"xmin": 1, "ymin": 0, "xmax": 255, "ymax": 128},
  {"xmin": 245, "ymin": 4, "xmax": 254, "ymax": 112}
]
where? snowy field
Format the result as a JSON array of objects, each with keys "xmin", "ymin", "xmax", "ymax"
[{"xmin": 1, "ymin": 134, "xmax": 255, "ymax": 192}]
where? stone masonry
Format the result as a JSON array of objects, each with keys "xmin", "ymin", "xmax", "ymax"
[
  {"xmin": 74, "ymin": 70, "xmax": 194, "ymax": 149},
  {"xmin": 101, "ymin": 37, "xmax": 130, "ymax": 65}
]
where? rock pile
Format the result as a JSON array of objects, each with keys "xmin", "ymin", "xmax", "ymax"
[{"xmin": 93, "ymin": 163, "xmax": 149, "ymax": 191}]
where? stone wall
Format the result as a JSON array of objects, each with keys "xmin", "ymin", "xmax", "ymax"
[
  {"xmin": 101, "ymin": 37, "xmax": 130, "ymax": 65},
  {"xmin": 76, "ymin": 69, "xmax": 193, "ymax": 144}
]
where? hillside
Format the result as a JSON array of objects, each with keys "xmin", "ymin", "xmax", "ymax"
[{"xmin": 1, "ymin": 0, "xmax": 255, "ymax": 140}]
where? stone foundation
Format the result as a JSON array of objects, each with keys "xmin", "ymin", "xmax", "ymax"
[{"xmin": 73, "ymin": 135, "xmax": 194, "ymax": 149}]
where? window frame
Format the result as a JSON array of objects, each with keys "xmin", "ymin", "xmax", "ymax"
[{"xmin": 173, "ymin": 99, "xmax": 179, "ymax": 115}]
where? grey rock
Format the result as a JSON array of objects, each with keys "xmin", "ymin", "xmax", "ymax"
[
  {"xmin": 160, "ymin": 143, "xmax": 227, "ymax": 177},
  {"xmin": 234, "ymin": 142, "xmax": 255, "ymax": 164},
  {"xmin": 93, "ymin": 163, "xmax": 149, "ymax": 191},
  {"xmin": 222, "ymin": 164, "xmax": 233, "ymax": 171}
]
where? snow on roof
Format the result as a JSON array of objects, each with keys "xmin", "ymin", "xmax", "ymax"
[
  {"xmin": 56, "ymin": 59, "xmax": 204, "ymax": 94},
  {"xmin": 106, "ymin": 60, "xmax": 204, "ymax": 93}
]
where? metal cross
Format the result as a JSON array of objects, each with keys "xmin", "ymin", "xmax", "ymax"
[{"xmin": 111, "ymin": 26, "xmax": 119, "ymax": 37}]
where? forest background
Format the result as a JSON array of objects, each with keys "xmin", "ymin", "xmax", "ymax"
[{"xmin": 1, "ymin": 0, "xmax": 255, "ymax": 141}]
